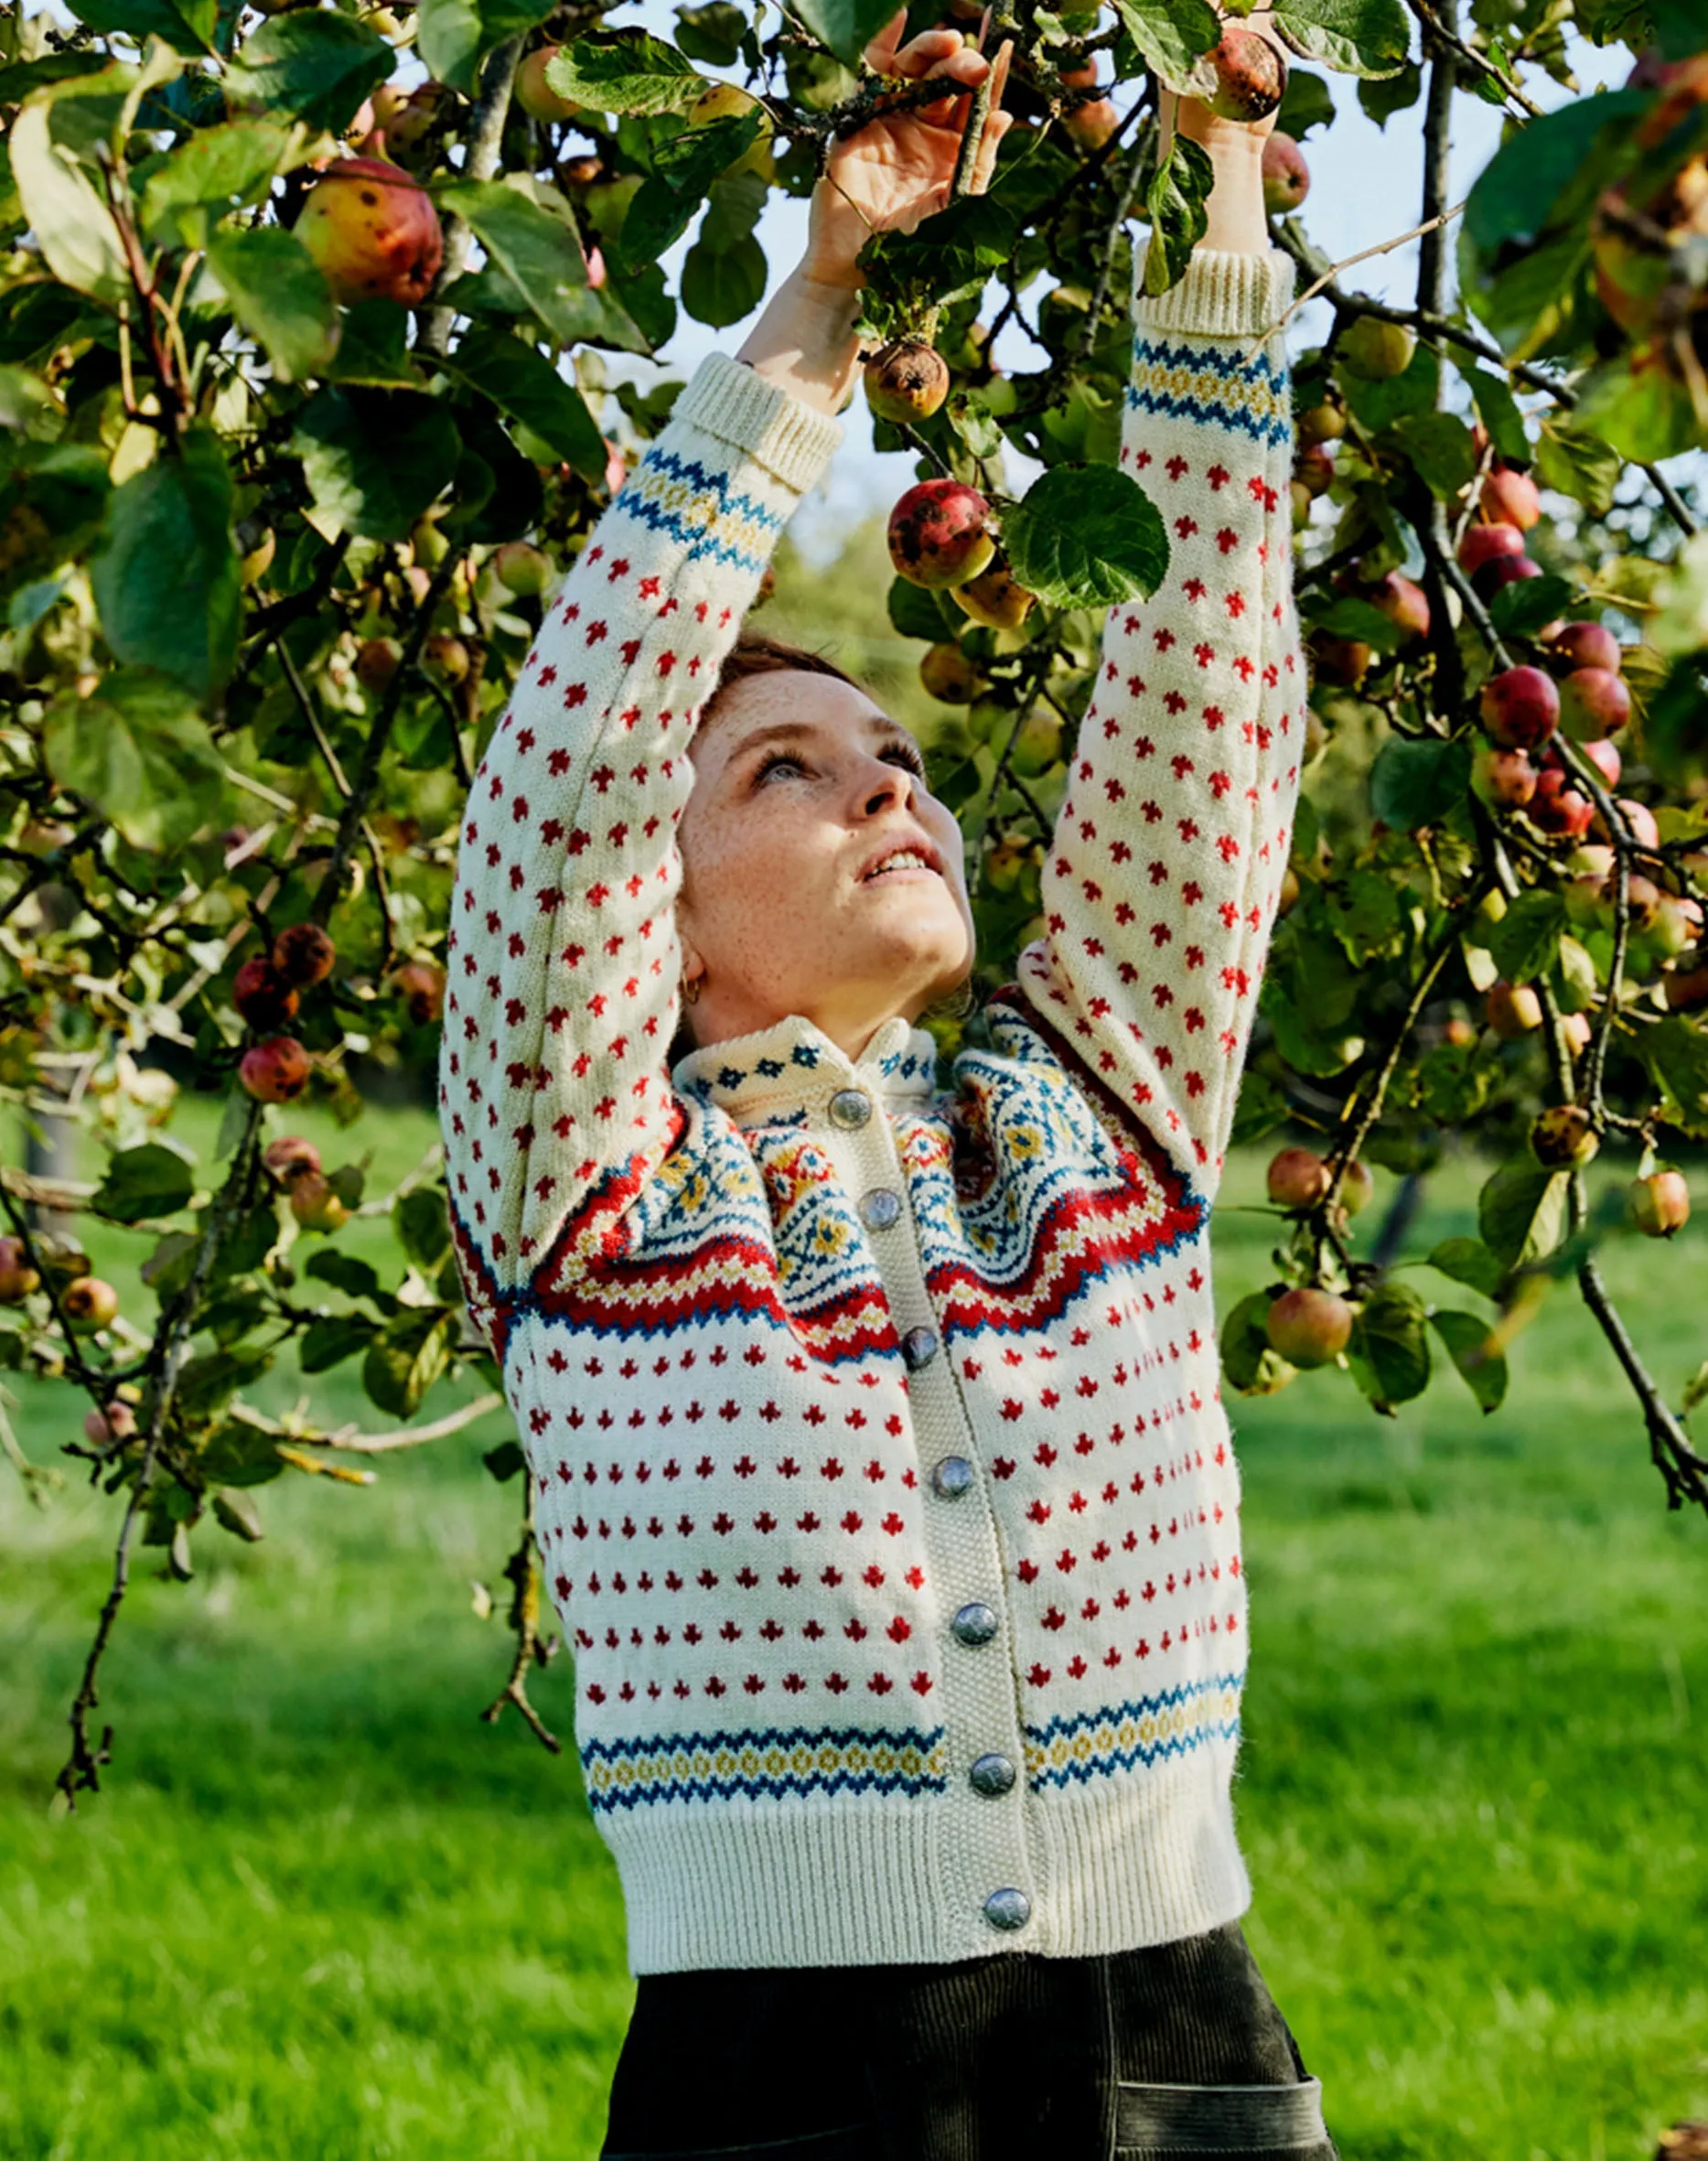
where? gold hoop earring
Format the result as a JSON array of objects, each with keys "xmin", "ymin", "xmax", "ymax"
[{"xmin": 681, "ymin": 975, "xmax": 702, "ymax": 1006}]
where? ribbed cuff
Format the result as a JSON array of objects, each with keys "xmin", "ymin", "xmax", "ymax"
[
  {"xmin": 1132, "ymin": 246, "xmax": 1294, "ymax": 339},
  {"xmin": 673, "ymin": 349, "xmax": 845, "ymax": 496}
]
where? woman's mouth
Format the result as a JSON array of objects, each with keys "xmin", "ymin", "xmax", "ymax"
[{"xmin": 862, "ymin": 844, "xmax": 942, "ymax": 883}]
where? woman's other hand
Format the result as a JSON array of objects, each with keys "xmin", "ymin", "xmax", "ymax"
[
  {"xmin": 802, "ymin": 12, "xmax": 1014, "ymax": 291},
  {"xmin": 1158, "ymin": 5, "xmax": 1284, "ymax": 257}
]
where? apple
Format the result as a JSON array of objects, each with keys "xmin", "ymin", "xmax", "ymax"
[
  {"xmin": 1309, "ymin": 635, "xmax": 1370, "ymax": 689},
  {"xmin": 515, "ymin": 45, "xmax": 580, "ymax": 123},
  {"xmin": 1631, "ymin": 1170, "xmax": 1690, "ymax": 1238},
  {"xmin": 272, "ymin": 922, "xmax": 337, "ymax": 988},
  {"xmin": 492, "ymin": 541, "xmax": 552, "ymax": 597},
  {"xmin": 1010, "ymin": 711, "xmax": 1064, "ymax": 779},
  {"xmin": 1480, "ymin": 464, "xmax": 1541, "ymax": 530},
  {"xmin": 1480, "ymin": 664, "xmax": 1559, "ymax": 750},
  {"xmin": 865, "ymin": 339, "xmax": 951, "ymax": 425},
  {"xmin": 240, "ymin": 1037, "xmax": 311, "ymax": 1103},
  {"xmin": 1063, "ymin": 97, "xmax": 1119, "ymax": 150},
  {"xmin": 1471, "ymin": 745, "xmax": 1537, "ymax": 809},
  {"xmin": 1472, "ymin": 553, "xmax": 1543, "ymax": 601},
  {"xmin": 232, "ymin": 955, "xmax": 299, "ymax": 1029},
  {"xmin": 1205, "ymin": 27, "xmax": 1287, "ymax": 124},
  {"xmin": 1529, "ymin": 768, "xmax": 1594, "ymax": 838},
  {"xmin": 0, "ymin": 1235, "xmax": 41, "ymax": 1304},
  {"xmin": 1459, "ymin": 521, "xmax": 1525, "ymax": 577},
  {"xmin": 84, "ymin": 1402, "xmax": 137, "ymax": 1446},
  {"xmin": 61, "ymin": 1276, "xmax": 120, "ymax": 1333},
  {"xmin": 918, "ymin": 641, "xmax": 983, "ymax": 704},
  {"xmin": 1369, "ymin": 571, "xmax": 1429, "ymax": 643},
  {"xmin": 1557, "ymin": 667, "xmax": 1630, "ymax": 743},
  {"xmin": 887, "ymin": 479, "xmax": 994, "ymax": 590},
  {"xmin": 1340, "ymin": 1159, "xmax": 1375, "ymax": 1217},
  {"xmin": 951, "ymin": 559, "xmax": 1037, "ymax": 631},
  {"xmin": 1296, "ymin": 395, "xmax": 1346, "ymax": 446},
  {"xmin": 1262, "ymin": 132, "xmax": 1310, "ymax": 215},
  {"xmin": 1294, "ymin": 443, "xmax": 1336, "ymax": 498},
  {"xmin": 424, "ymin": 633, "xmax": 471, "ymax": 684},
  {"xmin": 1545, "ymin": 621, "xmax": 1622, "ymax": 676},
  {"xmin": 1265, "ymin": 1286, "xmax": 1352, "ymax": 1369},
  {"xmin": 1649, "ymin": 892, "xmax": 1702, "ymax": 958},
  {"xmin": 1339, "ymin": 317, "xmax": 1415, "ymax": 381},
  {"xmin": 362, "ymin": 82, "xmax": 445, "ymax": 168},
  {"xmin": 1576, "ymin": 737, "xmax": 1622, "ymax": 789},
  {"xmin": 394, "ymin": 960, "xmax": 446, "ymax": 1025},
  {"xmin": 689, "ymin": 81, "xmax": 768, "ymax": 128},
  {"xmin": 294, "ymin": 157, "xmax": 445, "ymax": 306},
  {"xmin": 1531, "ymin": 1103, "xmax": 1598, "ymax": 1167},
  {"xmin": 1266, "ymin": 1145, "xmax": 1331, "ymax": 1211},
  {"xmin": 289, "ymin": 1172, "xmax": 350, "ymax": 1233},
  {"xmin": 263, "ymin": 1135, "xmax": 322, "ymax": 1186},
  {"xmin": 1595, "ymin": 796, "xmax": 1660, "ymax": 851},
  {"xmin": 1560, "ymin": 1010, "xmax": 1592, "ymax": 1056},
  {"xmin": 1487, "ymin": 980, "xmax": 1543, "ymax": 1037}
]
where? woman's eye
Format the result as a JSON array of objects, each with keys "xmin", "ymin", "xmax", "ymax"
[
  {"xmin": 881, "ymin": 745, "xmax": 926, "ymax": 778},
  {"xmin": 756, "ymin": 753, "xmax": 805, "ymax": 783}
]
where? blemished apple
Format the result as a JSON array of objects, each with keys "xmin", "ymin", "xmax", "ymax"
[
  {"xmin": 1531, "ymin": 1103, "xmax": 1599, "ymax": 1167},
  {"xmin": 0, "ymin": 1235, "xmax": 41, "ymax": 1303},
  {"xmin": 294, "ymin": 157, "xmax": 444, "ymax": 306},
  {"xmin": 918, "ymin": 642, "xmax": 982, "ymax": 704},
  {"xmin": 61, "ymin": 1276, "xmax": 120, "ymax": 1333},
  {"xmin": 1471, "ymin": 745, "xmax": 1538, "ymax": 809},
  {"xmin": 1528, "ymin": 769, "xmax": 1594, "ymax": 838},
  {"xmin": 272, "ymin": 922, "xmax": 337, "ymax": 988},
  {"xmin": 289, "ymin": 1172, "xmax": 350, "ymax": 1233},
  {"xmin": 394, "ymin": 960, "xmax": 446, "ymax": 1025},
  {"xmin": 1205, "ymin": 27, "xmax": 1287, "ymax": 123},
  {"xmin": 952, "ymin": 559, "xmax": 1038, "ymax": 631},
  {"xmin": 240, "ymin": 1037, "xmax": 312, "ymax": 1103},
  {"xmin": 1266, "ymin": 1146, "xmax": 1331, "ymax": 1211},
  {"xmin": 1480, "ymin": 665, "xmax": 1559, "ymax": 750},
  {"xmin": 1631, "ymin": 1170, "xmax": 1690, "ymax": 1237},
  {"xmin": 865, "ymin": 339, "xmax": 951, "ymax": 425},
  {"xmin": 1265, "ymin": 1287, "xmax": 1352, "ymax": 1369},
  {"xmin": 1262, "ymin": 133, "xmax": 1310, "ymax": 214},
  {"xmin": 263, "ymin": 1135, "xmax": 322, "ymax": 1186},
  {"xmin": 1545, "ymin": 620, "xmax": 1622, "ymax": 675},
  {"xmin": 233, "ymin": 955, "xmax": 299, "ymax": 1030},
  {"xmin": 1309, "ymin": 635, "xmax": 1370, "ymax": 689},
  {"xmin": 887, "ymin": 480, "xmax": 995, "ymax": 590}
]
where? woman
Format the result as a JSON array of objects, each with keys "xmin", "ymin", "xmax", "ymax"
[{"xmin": 442, "ymin": 8, "xmax": 1321, "ymax": 2155}]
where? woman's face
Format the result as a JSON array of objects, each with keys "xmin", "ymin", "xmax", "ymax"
[{"xmin": 676, "ymin": 669, "xmax": 973, "ymax": 1059}]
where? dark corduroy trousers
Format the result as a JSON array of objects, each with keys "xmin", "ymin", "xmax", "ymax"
[{"xmin": 599, "ymin": 1919, "xmax": 1337, "ymax": 2161}]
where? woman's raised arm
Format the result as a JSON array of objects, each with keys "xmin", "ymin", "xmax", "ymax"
[{"xmin": 1015, "ymin": 65, "xmax": 1304, "ymax": 1199}]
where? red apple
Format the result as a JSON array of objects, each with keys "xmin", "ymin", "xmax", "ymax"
[
  {"xmin": 1472, "ymin": 552, "xmax": 1543, "ymax": 601},
  {"xmin": 1631, "ymin": 1170, "xmax": 1690, "ymax": 1237},
  {"xmin": 1294, "ymin": 443, "xmax": 1336, "ymax": 499},
  {"xmin": 293, "ymin": 157, "xmax": 445, "ymax": 306},
  {"xmin": 1310, "ymin": 635, "xmax": 1370, "ymax": 689},
  {"xmin": 1529, "ymin": 768, "xmax": 1594, "ymax": 838},
  {"xmin": 272, "ymin": 922, "xmax": 337, "ymax": 989},
  {"xmin": 263, "ymin": 1135, "xmax": 322, "ymax": 1186},
  {"xmin": 233, "ymin": 955, "xmax": 299, "ymax": 1030},
  {"xmin": 1471, "ymin": 746, "xmax": 1538, "ymax": 809},
  {"xmin": 887, "ymin": 479, "xmax": 994, "ymax": 590},
  {"xmin": 1459, "ymin": 521, "xmax": 1525, "ymax": 577},
  {"xmin": 1558, "ymin": 668, "xmax": 1631, "ymax": 742},
  {"xmin": 0, "ymin": 1235, "xmax": 41, "ymax": 1303},
  {"xmin": 1266, "ymin": 1146, "xmax": 1331, "ymax": 1211},
  {"xmin": 393, "ymin": 960, "xmax": 446, "ymax": 1025},
  {"xmin": 1480, "ymin": 665, "xmax": 1559, "ymax": 750},
  {"xmin": 1265, "ymin": 1286, "xmax": 1352, "ymax": 1369},
  {"xmin": 1665, "ymin": 951, "xmax": 1708, "ymax": 1010},
  {"xmin": 83, "ymin": 1401, "xmax": 137, "ymax": 1445},
  {"xmin": 1577, "ymin": 737, "xmax": 1622, "ymax": 789},
  {"xmin": 1369, "ymin": 572, "xmax": 1430, "ymax": 644},
  {"xmin": 1544, "ymin": 621, "xmax": 1622, "ymax": 675},
  {"xmin": 1262, "ymin": 132, "xmax": 1310, "ymax": 215},
  {"xmin": 1206, "ymin": 27, "xmax": 1287, "ymax": 122},
  {"xmin": 1481, "ymin": 465, "xmax": 1541, "ymax": 530},
  {"xmin": 240, "ymin": 1037, "xmax": 311, "ymax": 1103}
]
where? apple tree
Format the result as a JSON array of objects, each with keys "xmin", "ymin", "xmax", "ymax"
[{"xmin": 2, "ymin": 0, "xmax": 1707, "ymax": 1804}]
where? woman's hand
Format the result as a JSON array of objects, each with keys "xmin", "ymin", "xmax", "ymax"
[{"xmin": 801, "ymin": 11, "xmax": 1015, "ymax": 292}]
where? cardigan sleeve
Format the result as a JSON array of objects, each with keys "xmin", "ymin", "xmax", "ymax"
[
  {"xmin": 1013, "ymin": 243, "xmax": 1305, "ymax": 1195},
  {"xmin": 440, "ymin": 352, "xmax": 843, "ymax": 1307}
]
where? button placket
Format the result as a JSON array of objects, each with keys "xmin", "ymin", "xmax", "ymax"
[{"xmin": 817, "ymin": 1086, "xmax": 1036, "ymax": 1944}]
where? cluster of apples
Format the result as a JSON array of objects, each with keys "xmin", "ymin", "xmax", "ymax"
[
  {"xmin": 1258, "ymin": 1145, "xmax": 1374, "ymax": 1369},
  {"xmin": 263, "ymin": 1134, "xmax": 349, "ymax": 1235},
  {"xmin": 0, "ymin": 1231, "xmax": 121, "ymax": 1342},
  {"xmin": 234, "ymin": 923, "xmax": 336, "ymax": 1105}
]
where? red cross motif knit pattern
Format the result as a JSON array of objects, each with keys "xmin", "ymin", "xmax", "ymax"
[{"xmin": 441, "ymin": 242, "xmax": 1303, "ymax": 1977}]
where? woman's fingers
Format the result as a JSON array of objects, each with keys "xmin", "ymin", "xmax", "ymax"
[
  {"xmin": 970, "ymin": 106, "xmax": 1014, "ymax": 193},
  {"xmin": 861, "ymin": 7, "xmax": 909, "ymax": 74}
]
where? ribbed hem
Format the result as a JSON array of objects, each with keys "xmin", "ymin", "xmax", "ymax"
[
  {"xmin": 601, "ymin": 1745, "xmax": 1250, "ymax": 1974},
  {"xmin": 1132, "ymin": 246, "xmax": 1294, "ymax": 340},
  {"xmin": 673, "ymin": 349, "xmax": 845, "ymax": 495}
]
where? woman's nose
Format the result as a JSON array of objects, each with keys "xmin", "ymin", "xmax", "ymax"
[{"xmin": 856, "ymin": 759, "xmax": 913, "ymax": 818}]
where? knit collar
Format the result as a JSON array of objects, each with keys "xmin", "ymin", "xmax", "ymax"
[{"xmin": 672, "ymin": 1014, "xmax": 938, "ymax": 1129}]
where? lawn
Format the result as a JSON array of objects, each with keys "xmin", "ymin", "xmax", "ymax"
[{"xmin": 3, "ymin": 1112, "xmax": 1705, "ymax": 2161}]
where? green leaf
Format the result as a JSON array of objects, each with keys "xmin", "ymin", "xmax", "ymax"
[
  {"xmin": 1460, "ymin": 366, "xmax": 1531, "ymax": 468},
  {"xmin": 140, "ymin": 120, "xmax": 293, "ymax": 247},
  {"xmin": 1347, "ymin": 1281, "xmax": 1431, "ymax": 1410},
  {"xmin": 674, "ymin": 2, "xmax": 747, "ymax": 66},
  {"xmin": 1219, "ymin": 1289, "xmax": 1297, "ymax": 1396},
  {"xmin": 444, "ymin": 323, "xmax": 606, "ymax": 479},
  {"xmin": 788, "ymin": 0, "xmax": 904, "ymax": 68},
  {"xmin": 212, "ymin": 1488, "xmax": 266, "ymax": 1542},
  {"xmin": 1272, "ymin": 0, "xmax": 1410, "ymax": 77},
  {"xmin": 1429, "ymin": 1308, "xmax": 1509, "ymax": 1414},
  {"xmin": 1142, "ymin": 137, "xmax": 1214, "ymax": 297},
  {"xmin": 418, "ymin": 0, "xmax": 555, "ymax": 93},
  {"xmin": 292, "ymin": 386, "xmax": 460, "ymax": 542},
  {"xmin": 1464, "ymin": 91, "xmax": 1647, "ymax": 258},
  {"xmin": 326, "ymin": 300, "xmax": 417, "ymax": 389},
  {"xmin": 887, "ymin": 575, "xmax": 951, "ymax": 642},
  {"xmin": 177, "ymin": 1346, "xmax": 274, "ymax": 1420},
  {"xmin": 207, "ymin": 226, "xmax": 338, "ymax": 385},
  {"xmin": 43, "ymin": 670, "xmax": 226, "ymax": 852},
  {"xmin": 1005, "ymin": 464, "xmax": 1169, "ymax": 609},
  {"xmin": 305, "ymin": 1247, "xmax": 396, "ymax": 1311},
  {"xmin": 90, "ymin": 426, "xmax": 240, "ymax": 697},
  {"xmin": 1572, "ymin": 349, "xmax": 1703, "ymax": 467},
  {"xmin": 1533, "ymin": 421, "xmax": 1623, "ymax": 517},
  {"xmin": 1111, "ymin": 0, "xmax": 1221, "ymax": 91},
  {"xmin": 1641, "ymin": 1016, "xmax": 1708, "ymax": 1137},
  {"xmin": 1478, "ymin": 1156, "xmax": 1569, "ymax": 1269},
  {"xmin": 1309, "ymin": 594, "xmax": 1402, "ymax": 653},
  {"xmin": 298, "ymin": 1312, "xmax": 377, "ymax": 1374},
  {"xmin": 1273, "ymin": 66, "xmax": 1336, "ymax": 138},
  {"xmin": 363, "ymin": 1306, "xmax": 455, "ymax": 1419},
  {"xmin": 1369, "ymin": 736, "xmax": 1471, "ymax": 828},
  {"xmin": 437, "ymin": 179, "xmax": 610, "ymax": 347},
  {"xmin": 946, "ymin": 391, "xmax": 1004, "ymax": 462},
  {"xmin": 70, "ymin": 0, "xmax": 217, "ymax": 50},
  {"xmin": 615, "ymin": 113, "xmax": 763, "ymax": 271},
  {"xmin": 542, "ymin": 33, "xmax": 704, "ymax": 113},
  {"xmin": 393, "ymin": 1185, "xmax": 452, "ymax": 1272},
  {"xmin": 1484, "ymin": 888, "xmax": 1567, "ymax": 982},
  {"xmin": 1487, "ymin": 572, "xmax": 1575, "ymax": 639},
  {"xmin": 681, "ymin": 233, "xmax": 767, "ymax": 327},
  {"xmin": 483, "ymin": 1438, "xmax": 527, "ymax": 1482},
  {"xmin": 1427, "ymin": 1235, "xmax": 1508, "ymax": 1300},
  {"xmin": 92, "ymin": 1144, "xmax": 196, "ymax": 1225},
  {"xmin": 8, "ymin": 91, "xmax": 130, "ymax": 306},
  {"xmin": 1389, "ymin": 411, "xmax": 1478, "ymax": 499},
  {"xmin": 1339, "ymin": 339, "xmax": 1438, "ymax": 428},
  {"xmin": 1357, "ymin": 56, "xmax": 1421, "ymax": 124},
  {"xmin": 700, "ymin": 169, "xmax": 767, "ymax": 252},
  {"xmin": 225, "ymin": 12, "xmax": 394, "ymax": 133}
]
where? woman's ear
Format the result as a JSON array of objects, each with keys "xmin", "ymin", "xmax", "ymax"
[{"xmin": 678, "ymin": 925, "xmax": 707, "ymax": 1008}]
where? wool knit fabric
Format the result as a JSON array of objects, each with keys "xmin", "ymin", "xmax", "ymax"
[{"xmin": 441, "ymin": 241, "xmax": 1304, "ymax": 1977}]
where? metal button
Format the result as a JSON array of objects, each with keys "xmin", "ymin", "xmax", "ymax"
[
  {"xmin": 861, "ymin": 1188, "xmax": 902, "ymax": 1231},
  {"xmin": 969, "ymin": 1752, "xmax": 1016, "ymax": 1798},
  {"xmin": 901, "ymin": 1327, "xmax": 939, "ymax": 1372},
  {"xmin": 951, "ymin": 1601, "xmax": 998, "ymax": 1646},
  {"xmin": 829, "ymin": 1088, "xmax": 872, "ymax": 1130},
  {"xmin": 930, "ymin": 1455, "xmax": 972, "ymax": 1500},
  {"xmin": 983, "ymin": 1887, "xmax": 1031, "ymax": 1931}
]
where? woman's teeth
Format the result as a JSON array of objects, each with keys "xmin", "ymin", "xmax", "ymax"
[{"xmin": 867, "ymin": 849, "xmax": 932, "ymax": 880}]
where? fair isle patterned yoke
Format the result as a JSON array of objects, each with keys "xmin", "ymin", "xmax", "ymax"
[{"xmin": 440, "ymin": 242, "xmax": 1305, "ymax": 1975}]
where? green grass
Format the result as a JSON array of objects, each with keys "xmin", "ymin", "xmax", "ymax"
[{"xmin": 4, "ymin": 1122, "xmax": 1707, "ymax": 2160}]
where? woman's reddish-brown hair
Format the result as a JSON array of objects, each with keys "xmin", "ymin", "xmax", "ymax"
[{"xmin": 700, "ymin": 628, "xmax": 865, "ymax": 726}]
